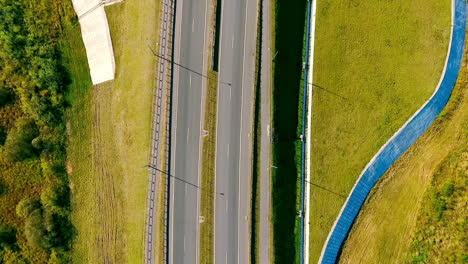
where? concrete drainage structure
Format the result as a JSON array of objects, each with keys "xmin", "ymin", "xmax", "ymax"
[{"xmin": 71, "ymin": 0, "xmax": 119, "ymax": 85}]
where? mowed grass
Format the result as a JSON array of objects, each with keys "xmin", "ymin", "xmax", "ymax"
[
  {"xmin": 339, "ymin": 37, "xmax": 468, "ymax": 264},
  {"xmin": 199, "ymin": 70, "xmax": 218, "ymax": 264},
  {"xmin": 309, "ymin": 0, "xmax": 451, "ymax": 262},
  {"xmin": 65, "ymin": 0, "xmax": 160, "ymax": 263}
]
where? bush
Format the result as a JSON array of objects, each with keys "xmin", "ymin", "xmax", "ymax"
[
  {"xmin": 3, "ymin": 118, "xmax": 39, "ymax": 162},
  {"xmin": 16, "ymin": 198, "xmax": 41, "ymax": 218},
  {"xmin": 1, "ymin": 249, "xmax": 28, "ymax": 264},
  {"xmin": 24, "ymin": 209, "xmax": 48, "ymax": 249},
  {"xmin": 430, "ymin": 191, "xmax": 446, "ymax": 220},
  {"xmin": 440, "ymin": 181, "xmax": 455, "ymax": 197},
  {"xmin": 0, "ymin": 225, "xmax": 17, "ymax": 250},
  {"xmin": 0, "ymin": 126, "xmax": 6, "ymax": 145},
  {"xmin": 43, "ymin": 212, "xmax": 74, "ymax": 250},
  {"xmin": 41, "ymin": 183, "xmax": 70, "ymax": 216},
  {"xmin": 0, "ymin": 181, "xmax": 6, "ymax": 196},
  {"xmin": 0, "ymin": 89, "xmax": 13, "ymax": 108},
  {"xmin": 48, "ymin": 249, "xmax": 70, "ymax": 264}
]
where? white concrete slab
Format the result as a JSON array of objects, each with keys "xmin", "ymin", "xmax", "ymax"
[{"xmin": 71, "ymin": 0, "xmax": 115, "ymax": 85}]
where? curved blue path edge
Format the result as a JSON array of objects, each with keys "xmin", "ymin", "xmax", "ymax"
[{"xmin": 318, "ymin": 1, "xmax": 467, "ymax": 263}]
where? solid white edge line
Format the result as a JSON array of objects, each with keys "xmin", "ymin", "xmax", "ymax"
[
  {"xmin": 317, "ymin": 0, "xmax": 455, "ymax": 262},
  {"xmin": 169, "ymin": 0, "xmax": 184, "ymax": 262}
]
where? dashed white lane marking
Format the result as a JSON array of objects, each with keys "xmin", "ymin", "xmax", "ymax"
[{"xmin": 187, "ymin": 128, "xmax": 190, "ymax": 143}]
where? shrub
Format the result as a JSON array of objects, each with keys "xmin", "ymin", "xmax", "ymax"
[
  {"xmin": 43, "ymin": 212, "xmax": 74, "ymax": 250},
  {"xmin": 0, "ymin": 126, "xmax": 6, "ymax": 145},
  {"xmin": 16, "ymin": 198, "xmax": 41, "ymax": 218},
  {"xmin": 3, "ymin": 118, "xmax": 39, "ymax": 162},
  {"xmin": 440, "ymin": 181, "xmax": 455, "ymax": 197},
  {"xmin": 430, "ymin": 191, "xmax": 446, "ymax": 220},
  {"xmin": 31, "ymin": 136, "xmax": 43, "ymax": 150},
  {"xmin": 48, "ymin": 249, "xmax": 70, "ymax": 264},
  {"xmin": 0, "ymin": 181, "xmax": 6, "ymax": 196},
  {"xmin": 0, "ymin": 224, "xmax": 17, "ymax": 250},
  {"xmin": 1, "ymin": 249, "xmax": 28, "ymax": 264},
  {"xmin": 24, "ymin": 209, "xmax": 48, "ymax": 249},
  {"xmin": 0, "ymin": 88, "xmax": 13, "ymax": 108}
]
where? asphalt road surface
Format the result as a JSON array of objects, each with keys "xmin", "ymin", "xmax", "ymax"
[
  {"xmin": 214, "ymin": 0, "xmax": 258, "ymax": 263},
  {"xmin": 259, "ymin": 0, "xmax": 273, "ymax": 262},
  {"xmin": 169, "ymin": 0, "xmax": 210, "ymax": 263}
]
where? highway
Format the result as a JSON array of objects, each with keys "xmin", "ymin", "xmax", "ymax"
[
  {"xmin": 168, "ymin": 0, "xmax": 210, "ymax": 263},
  {"xmin": 214, "ymin": 0, "xmax": 258, "ymax": 263}
]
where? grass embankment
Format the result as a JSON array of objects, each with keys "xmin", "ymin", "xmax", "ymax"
[
  {"xmin": 67, "ymin": 0, "xmax": 160, "ymax": 263},
  {"xmin": 271, "ymin": 0, "xmax": 307, "ymax": 263},
  {"xmin": 339, "ymin": 36, "xmax": 468, "ymax": 264},
  {"xmin": 309, "ymin": 0, "xmax": 450, "ymax": 261}
]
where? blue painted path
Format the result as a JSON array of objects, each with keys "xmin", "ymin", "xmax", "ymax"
[{"xmin": 319, "ymin": 1, "xmax": 466, "ymax": 263}]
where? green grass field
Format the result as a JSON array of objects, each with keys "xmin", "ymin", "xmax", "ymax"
[
  {"xmin": 339, "ymin": 38, "xmax": 468, "ymax": 264},
  {"xmin": 65, "ymin": 0, "xmax": 160, "ymax": 263},
  {"xmin": 309, "ymin": 0, "xmax": 451, "ymax": 262}
]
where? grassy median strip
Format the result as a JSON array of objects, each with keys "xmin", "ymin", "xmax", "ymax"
[
  {"xmin": 339, "ymin": 37, "xmax": 468, "ymax": 264},
  {"xmin": 309, "ymin": 0, "xmax": 450, "ymax": 262},
  {"xmin": 199, "ymin": 0, "xmax": 219, "ymax": 262},
  {"xmin": 199, "ymin": 70, "xmax": 218, "ymax": 264}
]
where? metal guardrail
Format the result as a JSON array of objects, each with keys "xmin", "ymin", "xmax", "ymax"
[
  {"xmin": 145, "ymin": 0, "xmax": 176, "ymax": 263},
  {"xmin": 300, "ymin": 1, "xmax": 313, "ymax": 264}
]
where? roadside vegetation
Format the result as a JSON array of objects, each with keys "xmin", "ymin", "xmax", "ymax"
[
  {"xmin": 309, "ymin": 0, "xmax": 451, "ymax": 262},
  {"xmin": 200, "ymin": 69, "xmax": 218, "ymax": 264},
  {"xmin": 199, "ymin": 1, "xmax": 219, "ymax": 262},
  {"xmin": 271, "ymin": 0, "xmax": 306, "ymax": 263},
  {"xmin": 250, "ymin": 0, "xmax": 263, "ymax": 261},
  {"xmin": 65, "ymin": 0, "xmax": 160, "ymax": 263},
  {"xmin": 0, "ymin": 1, "xmax": 78, "ymax": 263},
  {"xmin": 339, "ymin": 37, "xmax": 468, "ymax": 264}
]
